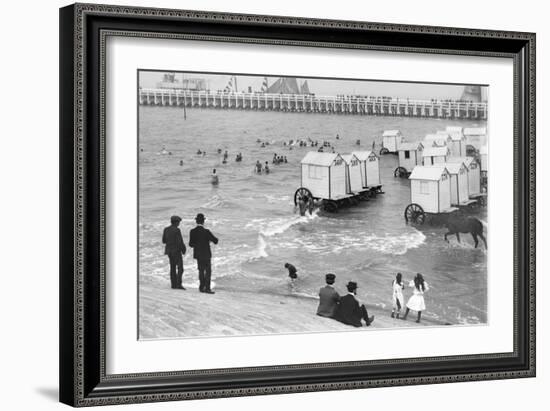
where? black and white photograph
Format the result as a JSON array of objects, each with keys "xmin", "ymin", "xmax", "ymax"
[{"xmin": 137, "ymin": 71, "xmax": 489, "ymax": 339}]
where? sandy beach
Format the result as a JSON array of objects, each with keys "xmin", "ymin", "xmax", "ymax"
[{"xmin": 139, "ymin": 281, "xmax": 446, "ymax": 339}]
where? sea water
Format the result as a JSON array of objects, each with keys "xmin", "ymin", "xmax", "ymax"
[{"xmin": 139, "ymin": 106, "xmax": 488, "ymax": 326}]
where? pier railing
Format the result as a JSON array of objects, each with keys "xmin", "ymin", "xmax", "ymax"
[{"xmin": 138, "ymin": 88, "xmax": 487, "ymax": 119}]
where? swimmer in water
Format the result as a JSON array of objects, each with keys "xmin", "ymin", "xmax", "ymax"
[
  {"xmin": 179, "ymin": 160, "xmax": 183, "ymax": 166},
  {"xmin": 255, "ymin": 160, "xmax": 262, "ymax": 174},
  {"xmin": 211, "ymin": 169, "xmax": 219, "ymax": 185},
  {"xmin": 264, "ymin": 162, "xmax": 270, "ymax": 174}
]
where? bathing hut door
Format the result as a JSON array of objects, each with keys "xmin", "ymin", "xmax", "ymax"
[
  {"xmin": 365, "ymin": 152, "xmax": 380, "ymax": 187},
  {"xmin": 438, "ymin": 170, "xmax": 451, "ymax": 212},
  {"xmin": 467, "ymin": 160, "xmax": 481, "ymax": 195},
  {"xmin": 330, "ymin": 157, "xmax": 346, "ymax": 199},
  {"xmin": 448, "ymin": 163, "xmax": 469, "ymax": 206},
  {"xmin": 343, "ymin": 155, "xmax": 363, "ymax": 193}
]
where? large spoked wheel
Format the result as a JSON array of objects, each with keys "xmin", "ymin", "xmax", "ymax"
[
  {"xmin": 379, "ymin": 147, "xmax": 390, "ymax": 155},
  {"xmin": 394, "ymin": 166, "xmax": 409, "ymax": 178},
  {"xmin": 294, "ymin": 187, "xmax": 313, "ymax": 206},
  {"xmin": 323, "ymin": 200, "xmax": 338, "ymax": 213},
  {"xmin": 404, "ymin": 203, "xmax": 426, "ymax": 225}
]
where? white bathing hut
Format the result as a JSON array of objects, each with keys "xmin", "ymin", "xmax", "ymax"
[
  {"xmin": 441, "ymin": 127, "xmax": 468, "ymax": 157},
  {"xmin": 409, "ymin": 165, "xmax": 452, "ymax": 213},
  {"xmin": 422, "ymin": 146, "xmax": 450, "ymax": 165},
  {"xmin": 447, "ymin": 156, "xmax": 481, "ymax": 196},
  {"xmin": 397, "ymin": 142, "xmax": 424, "ymax": 172},
  {"xmin": 300, "ymin": 152, "xmax": 347, "ymax": 200},
  {"xmin": 352, "ymin": 151, "xmax": 381, "ymax": 188},
  {"xmin": 382, "ymin": 130, "xmax": 404, "ymax": 153},
  {"xmin": 445, "ymin": 162, "xmax": 470, "ymax": 206},
  {"xmin": 341, "ymin": 154, "xmax": 364, "ymax": 194},
  {"xmin": 426, "ymin": 133, "xmax": 452, "ymax": 147},
  {"xmin": 479, "ymin": 145, "xmax": 488, "ymax": 174}
]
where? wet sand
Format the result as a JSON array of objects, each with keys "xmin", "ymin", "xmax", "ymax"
[{"xmin": 139, "ymin": 282, "xmax": 445, "ymax": 339}]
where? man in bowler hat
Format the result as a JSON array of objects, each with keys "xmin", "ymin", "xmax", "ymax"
[
  {"xmin": 317, "ymin": 273, "xmax": 340, "ymax": 318},
  {"xmin": 162, "ymin": 215, "xmax": 186, "ymax": 290},
  {"xmin": 334, "ymin": 281, "xmax": 374, "ymax": 327},
  {"xmin": 189, "ymin": 213, "xmax": 218, "ymax": 294}
]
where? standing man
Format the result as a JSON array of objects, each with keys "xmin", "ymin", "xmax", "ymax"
[
  {"xmin": 317, "ymin": 273, "xmax": 340, "ymax": 318},
  {"xmin": 189, "ymin": 213, "xmax": 218, "ymax": 294},
  {"xmin": 162, "ymin": 215, "xmax": 186, "ymax": 290}
]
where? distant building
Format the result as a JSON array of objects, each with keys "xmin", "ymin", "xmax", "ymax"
[
  {"xmin": 460, "ymin": 85, "xmax": 487, "ymax": 102},
  {"xmin": 156, "ymin": 73, "xmax": 207, "ymax": 91}
]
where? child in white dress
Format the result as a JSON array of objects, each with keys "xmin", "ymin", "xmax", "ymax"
[
  {"xmin": 391, "ymin": 273, "xmax": 405, "ymax": 319},
  {"xmin": 403, "ymin": 273, "xmax": 429, "ymax": 323}
]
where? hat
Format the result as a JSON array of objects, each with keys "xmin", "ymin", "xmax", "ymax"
[
  {"xmin": 325, "ymin": 273, "xmax": 336, "ymax": 282},
  {"xmin": 346, "ymin": 281, "xmax": 358, "ymax": 291},
  {"xmin": 170, "ymin": 215, "xmax": 182, "ymax": 223},
  {"xmin": 195, "ymin": 213, "xmax": 205, "ymax": 223}
]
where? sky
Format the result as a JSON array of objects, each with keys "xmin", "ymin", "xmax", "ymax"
[{"xmin": 139, "ymin": 71, "xmax": 484, "ymax": 100}]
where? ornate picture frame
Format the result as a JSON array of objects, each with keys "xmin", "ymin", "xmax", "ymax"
[{"xmin": 59, "ymin": 3, "xmax": 535, "ymax": 407}]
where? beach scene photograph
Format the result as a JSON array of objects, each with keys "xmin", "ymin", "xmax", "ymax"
[{"xmin": 137, "ymin": 70, "xmax": 489, "ymax": 339}]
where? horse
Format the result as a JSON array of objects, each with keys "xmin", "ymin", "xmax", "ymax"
[{"xmin": 444, "ymin": 216, "xmax": 487, "ymax": 249}]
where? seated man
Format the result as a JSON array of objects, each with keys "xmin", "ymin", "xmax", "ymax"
[
  {"xmin": 334, "ymin": 281, "xmax": 374, "ymax": 327},
  {"xmin": 317, "ymin": 273, "xmax": 340, "ymax": 318}
]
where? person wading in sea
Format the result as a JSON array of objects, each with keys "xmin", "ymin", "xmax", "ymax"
[
  {"xmin": 162, "ymin": 215, "xmax": 186, "ymax": 290},
  {"xmin": 189, "ymin": 213, "xmax": 219, "ymax": 294}
]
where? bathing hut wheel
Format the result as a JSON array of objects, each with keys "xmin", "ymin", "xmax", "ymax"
[
  {"xmin": 404, "ymin": 203, "xmax": 426, "ymax": 225},
  {"xmin": 394, "ymin": 166, "xmax": 409, "ymax": 178},
  {"xmin": 294, "ymin": 187, "xmax": 313, "ymax": 206},
  {"xmin": 379, "ymin": 147, "xmax": 389, "ymax": 155},
  {"xmin": 323, "ymin": 200, "xmax": 339, "ymax": 213}
]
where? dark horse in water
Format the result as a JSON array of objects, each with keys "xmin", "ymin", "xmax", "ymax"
[{"xmin": 444, "ymin": 216, "xmax": 487, "ymax": 249}]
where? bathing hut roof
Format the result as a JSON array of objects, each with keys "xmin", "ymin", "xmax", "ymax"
[
  {"xmin": 464, "ymin": 127, "xmax": 487, "ymax": 136},
  {"xmin": 301, "ymin": 152, "xmax": 342, "ymax": 167},
  {"xmin": 445, "ymin": 126, "xmax": 464, "ymax": 133},
  {"xmin": 444, "ymin": 162, "xmax": 466, "ymax": 174},
  {"xmin": 449, "ymin": 132, "xmax": 466, "ymax": 141},
  {"xmin": 382, "ymin": 130, "xmax": 401, "ymax": 137},
  {"xmin": 422, "ymin": 146, "xmax": 450, "ymax": 157},
  {"xmin": 398, "ymin": 142, "xmax": 424, "ymax": 151},
  {"xmin": 479, "ymin": 145, "xmax": 488, "ymax": 155},
  {"xmin": 352, "ymin": 151, "xmax": 377, "ymax": 161},
  {"xmin": 409, "ymin": 165, "xmax": 448, "ymax": 181},
  {"xmin": 427, "ymin": 133, "xmax": 450, "ymax": 140},
  {"xmin": 447, "ymin": 156, "xmax": 475, "ymax": 167},
  {"xmin": 341, "ymin": 154, "xmax": 359, "ymax": 164}
]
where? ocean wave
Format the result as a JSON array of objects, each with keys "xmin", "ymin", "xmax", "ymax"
[
  {"xmin": 200, "ymin": 194, "xmax": 232, "ymax": 210},
  {"xmin": 276, "ymin": 229, "xmax": 426, "ymax": 256},
  {"xmin": 245, "ymin": 210, "xmax": 320, "ymax": 238}
]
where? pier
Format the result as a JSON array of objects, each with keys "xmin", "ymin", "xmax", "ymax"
[{"xmin": 139, "ymin": 88, "xmax": 487, "ymax": 120}]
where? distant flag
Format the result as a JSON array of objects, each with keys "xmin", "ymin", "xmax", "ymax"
[{"xmin": 260, "ymin": 77, "xmax": 268, "ymax": 92}]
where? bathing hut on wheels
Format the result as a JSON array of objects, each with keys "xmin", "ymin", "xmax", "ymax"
[
  {"xmin": 394, "ymin": 142, "xmax": 424, "ymax": 178},
  {"xmin": 295, "ymin": 152, "xmax": 372, "ymax": 213},
  {"xmin": 380, "ymin": 130, "xmax": 404, "ymax": 155},
  {"xmin": 404, "ymin": 165, "xmax": 458, "ymax": 225},
  {"xmin": 447, "ymin": 156, "xmax": 485, "ymax": 206},
  {"xmin": 341, "ymin": 154, "xmax": 365, "ymax": 195},
  {"xmin": 422, "ymin": 146, "xmax": 450, "ymax": 165},
  {"xmin": 445, "ymin": 162, "xmax": 475, "ymax": 207},
  {"xmin": 352, "ymin": 151, "xmax": 382, "ymax": 195},
  {"xmin": 448, "ymin": 132, "xmax": 467, "ymax": 157}
]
